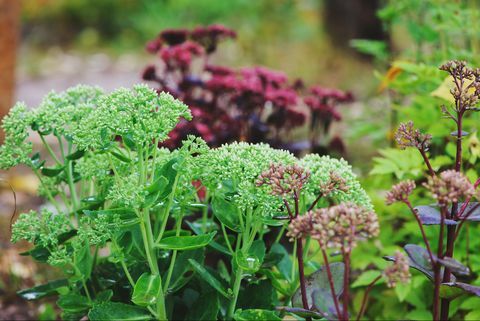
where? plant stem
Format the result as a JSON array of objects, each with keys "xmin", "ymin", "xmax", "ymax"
[
  {"xmin": 321, "ymin": 248, "xmax": 342, "ymax": 319},
  {"xmin": 418, "ymin": 148, "xmax": 436, "ymax": 176},
  {"xmin": 227, "ymin": 265, "xmax": 243, "ymax": 320},
  {"xmin": 163, "ymin": 217, "xmax": 182, "ymax": 292},
  {"xmin": 440, "ymin": 110, "xmax": 464, "ymax": 321},
  {"xmin": 433, "ymin": 207, "xmax": 446, "ymax": 321},
  {"xmin": 405, "ymin": 200, "xmax": 435, "ymax": 264},
  {"xmin": 342, "ymin": 247, "xmax": 351, "ymax": 321},
  {"xmin": 155, "ymin": 173, "xmax": 180, "ymax": 243},
  {"xmin": 296, "ymin": 238, "xmax": 309, "ymax": 311},
  {"xmin": 356, "ymin": 275, "xmax": 381, "ymax": 321}
]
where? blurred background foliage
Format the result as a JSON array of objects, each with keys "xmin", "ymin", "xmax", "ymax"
[{"xmin": 3, "ymin": 0, "xmax": 480, "ymax": 320}]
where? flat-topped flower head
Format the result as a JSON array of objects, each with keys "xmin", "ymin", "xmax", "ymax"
[
  {"xmin": 256, "ymin": 163, "xmax": 310, "ymax": 197},
  {"xmin": 383, "ymin": 251, "xmax": 411, "ymax": 288},
  {"xmin": 395, "ymin": 121, "xmax": 432, "ymax": 150},
  {"xmin": 194, "ymin": 142, "xmax": 296, "ymax": 215},
  {"xmin": 300, "ymin": 154, "xmax": 372, "ymax": 209},
  {"xmin": 424, "ymin": 170, "xmax": 474, "ymax": 206},
  {"xmin": 385, "ymin": 180, "xmax": 416, "ymax": 205},
  {"xmin": 73, "ymin": 85, "xmax": 191, "ymax": 150},
  {"xmin": 310, "ymin": 203, "xmax": 379, "ymax": 252}
]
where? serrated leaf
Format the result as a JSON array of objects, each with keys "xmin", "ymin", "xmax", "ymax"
[
  {"xmin": 57, "ymin": 293, "xmax": 90, "ymax": 313},
  {"xmin": 234, "ymin": 309, "xmax": 281, "ymax": 321},
  {"xmin": 88, "ymin": 302, "xmax": 151, "ymax": 321}
]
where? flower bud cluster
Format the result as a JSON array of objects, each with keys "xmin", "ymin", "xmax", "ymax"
[
  {"xmin": 440, "ymin": 60, "xmax": 480, "ymax": 111},
  {"xmin": 383, "ymin": 251, "xmax": 411, "ymax": 288},
  {"xmin": 319, "ymin": 171, "xmax": 349, "ymax": 197},
  {"xmin": 287, "ymin": 203, "xmax": 379, "ymax": 251},
  {"xmin": 385, "ymin": 180, "xmax": 416, "ymax": 205},
  {"xmin": 424, "ymin": 170, "xmax": 474, "ymax": 206},
  {"xmin": 256, "ymin": 163, "xmax": 310, "ymax": 197},
  {"xmin": 395, "ymin": 121, "xmax": 432, "ymax": 150}
]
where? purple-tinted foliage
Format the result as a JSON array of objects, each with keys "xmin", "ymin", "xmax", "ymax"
[{"xmin": 142, "ymin": 25, "xmax": 353, "ymax": 154}]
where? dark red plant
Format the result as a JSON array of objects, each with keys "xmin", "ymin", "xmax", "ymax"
[{"xmin": 142, "ymin": 25, "xmax": 353, "ymax": 155}]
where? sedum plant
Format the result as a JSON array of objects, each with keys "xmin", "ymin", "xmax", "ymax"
[
  {"xmin": 3, "ymin": 84, "xmax": 396, "ymax": 320},
  {"xmin": 386, "ymin": 60, "xmax": 480, "ymax": 321}
]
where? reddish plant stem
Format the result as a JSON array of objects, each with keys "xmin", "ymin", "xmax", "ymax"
[
  {"xmin": 308, "ymin": 192, "xmax": 323, "ymax": 211},
  {"xmin": 296, "ymin": 239, "xmax": 310, "ymax": 312},
  {"xmin": 342, "ymin": 247, "xmax": 351, "ymax": 321},
  {"xmin": 286, "ymin": 192, "xmax": 310, "ymax": 317},
  {"xmin": 433, "ymin": 207, "xmax": 446, "ymax": 321},
  {"xmin": 455, "ymin": 202, "xmax": 480, "ymax": 240},
  {"xmin": 355, "ymin": 275, "xmax": 381, "ymax": 321},
  {"xmin": 321, "ymin": 248, "xmax": 342, "ymax": 320},
  {"xmin": 404, "ymin": 200, "xmax": 435, "ymax": 264},
  {"xmin": 418, "ymin": 147, "xmax": 436, "ymax": 177},
  {"xmin": 456, "ymin": 178, "xmax": 480, "ymax": 218},
  {"xmin": 441, "ymin": 110, "xmax": 464, "ymax": 321}
]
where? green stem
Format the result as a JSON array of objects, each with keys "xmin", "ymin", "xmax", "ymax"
[
  {"xmin": 156, "ymin": 173, "xmax": 180, "ymax": 243},
  {"xmin": 163, "ymin": 216, "xmax": 182, "ymax": 292},
  {"xmin": 227, "ymin": 265, "xmax": 243, "ymax": 320},
  {"xmin": 39, "ymin": 135, "xmax": 62, "ymax": 165},
  {"xmin": 221, "ymin": 223, "xmax": 234, "ymax": 254}
]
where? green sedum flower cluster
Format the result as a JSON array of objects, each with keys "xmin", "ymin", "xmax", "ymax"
[{"xmin": 3, "ymin": 84, "xmax": 375, "ymax": 321}]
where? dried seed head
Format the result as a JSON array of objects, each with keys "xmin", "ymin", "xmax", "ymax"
[
  {"xmin": 287, "ymin": 212, "xmax": 314, "ymax": 241},
  {"xmin": 385, "ymin": 180, "xmax": 416, "ymax": 205},
  {"xmin": 319, "ymin": 171, "xmax": 349, "ymax": 197},
  {"xmin": 424, "ymin": 170, "xmax": 474, "ymax": 206},
  {"xmin": 309, "ymin": 203, "xmax": 379, "ymax": 251},
  {"xmin": 256, "ymin": 163, "xmax": 310, "ymax": 197},
  {"xmin": 395, "ymin": 121, "xmax": 432, "ymax": 150},
  {"xmin": 383, "ymin": 251, "xmax": 411, "ymax": 288}
]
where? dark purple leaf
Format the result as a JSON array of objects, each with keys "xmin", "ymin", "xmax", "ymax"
[
  {"xmin": 441, "ymin": 282, "xmax": 480, "ymax": 298},
  {"xmin": 415, "ymin": 205, "xmax": 457, "ymax": 225},
  {"xmin": 436, "ymin": 257, "xmax": 470, "ymax": 276},
  {"xmin": 458, "ymin": 202, "xmax": 480, "ymax": 221},
  {"xmin": 450, "ymin": 130, "xmax": 469, "ymax": 137}
]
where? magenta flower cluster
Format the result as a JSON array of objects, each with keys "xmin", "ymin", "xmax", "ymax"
[{"xmin": 142, "ymin": 25, "xmax": 352, "ymax": 153}]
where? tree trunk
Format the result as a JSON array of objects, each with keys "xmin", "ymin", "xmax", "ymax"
[{"xmin": 0, "ymin": 0, "xmax": 21, "ymax": 141}]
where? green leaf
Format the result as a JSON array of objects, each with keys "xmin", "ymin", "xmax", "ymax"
[
  {"xmin": 75, "ymin": 244, "xmax": 93, "ymax": 280},
  {"xmin": 95, "ymin": 290, "xmax": 113, "ymax": 303},
  {"xmin": 166, "ymin": 249, "xmax": 205, "ymax": 293},
  {"xmin": 57, "ymin": 293, "xmax": 91, "ymax": 313},
  {"xmin": 188, "ymin": 259, "xmax": 231, "ymax": 299},
  {"xmin": 17, "ymin": 279, "xmax": 69, "ymax": 300},
  {"xmin": 269, "ymin": 243, "xmax": 292, "ymax": 281},
  {"xmin": 234, "ymin": 309, "xmax": 281, "ymax": 321},
  {"xmin": 20, "ymin": 245, "xmax": 51, "ymax": 262},
  {"xmin": 351, "ymin": 270, "xmax": 383, "ymax": 288},
  {"xmin": 110, "ymin": 150, "xmax": 132, "ymax": 163},
  {"xmin": 236, "ymin": 251, "xmax": 261, "ymax": 274},
  {"xmin": 211, "ymin": 196, "xmax": 241, "ymax": 232},
  {"xmin": 292, "ymin": 262, "xmax": 344, "ymax": 310},
  {"xmin": 185, "ymin": 291, "xmax": 219, "ymax": 320},
  {"xmin": 132, "ymin": 273, "xmax": 161, "ymax": 307},
  {"xmin": 41, "ymin": 166, "xmax": 65, "ymax": 177},
  {"xmin": 145, "ymin": 175, "xmax": 168, "ymax": 194},
  {"xmin": 156, "ymin": 232, "xmax": 216, "ymax": 251},
  {"xmin": 88, "ymin": 302, "xmax": 151, "ymax": 321},
  {"xmin": 66, "ymin": 149, "xmax": 85, "ymax": 160}
]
